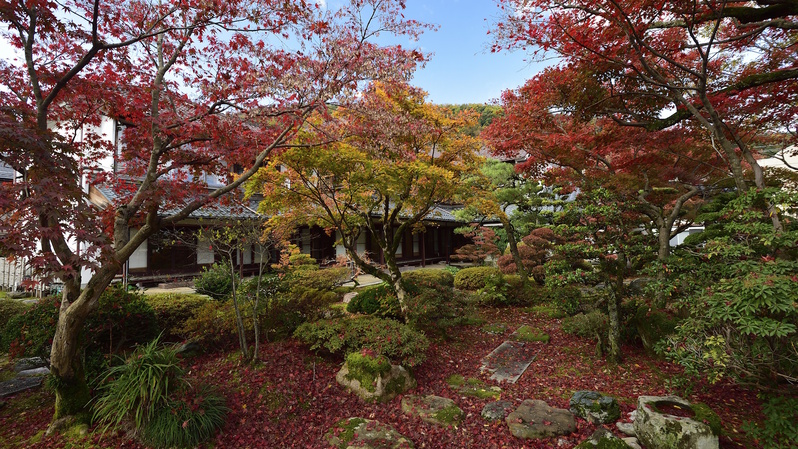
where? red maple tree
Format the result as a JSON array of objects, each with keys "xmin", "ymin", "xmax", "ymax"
[
  {"xmin": 0, "ymin": 0, "xmax": 429, "ymax": 423},
  {"xmin": 490, "ymin": 0, "xmax": 798, "ymax": 230}
]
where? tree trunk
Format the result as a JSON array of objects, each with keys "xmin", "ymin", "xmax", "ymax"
[
  {"xmin": 605, "ymin": 252, "xmax": 626, "ymax": 364},
  {"xmin": 50, "ymin": 269, "xmax": 115, "ymax": 421},
  {"xmin": 252, "ymin": 258, "xmax": 266, "ymax": 362},
  {"xmin": 228, "ymin": 256, "xmax": 249, "ymax": 360},
  {"xmin": 657, "ymin": 223, "xmax": 671, "ymax": 262},
  {"xmin": 500, "ymin": 216, "xmax": 529, "ymax": 287}
]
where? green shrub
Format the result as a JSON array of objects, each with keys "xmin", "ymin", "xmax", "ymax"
[
  {"xmin": 145, "ymin": 293, "xmax": 211, "ymax": 338},
  {"xmin": 294, "ymin": 316, "xmax": 429, "ymax": 366},
  {"xmin": 562, "ymin": 310, "xmax": 609, "ymax": 338},
  {"xmin": 742, "ymin": 395, "xmax": 798, "ymax": 449},
  {"xmin": 87, "ymin": 285, "xmax": 159, "ymax": 353},
  {"xmin": 442, "ymin": 265, "xmax": 460, "ymax": 276},
  {"xmin": 346, "ymin": 284, "xmax": 399, "ymax": 317},
  {"xmin": 194, "ymin": 262, "xmax": 237, "ymax": 300},
  {"xmin": 402, "ymin": 269, "xmax": 455, "ymax": 290},
  {"xmin": 403, "ymin": 282, "xmax": 472, "ymax": 333},
  {"xmin": 183, "ymin": 278, "xmax": 339, "ymax": 344},
  {"xmin": 562, "ymin": 310, "xmax": 609, "ymax": 355},
  {"xmin": 93, "ymin": 337, "xmax": 186, "ymax": 431},
  {"xmin": 288, "ymin": 253, "xmax": 318, "ymax": 269},
  {"xmin": 454, "ymin": 266, "xmax": 503, "ymax": 291},
  {"xmin": 140, "ymin": 387, "xmax": 228, "ymax": 449},
  {"xmin": 268, "ymin": 286, "xmax": 339, "ymax": 334},
  {"xmin": 0, "ymin": 299, "xmax": 30, "ymax": 333},
  {"xmin": 1, "ymin": 286, "xmax": 157, "ymax": 362},
  {"xmin": 633, "ymin": 305, "xmax": 679, "ymax": 353},
  {"xmin": 504, "ymin": 275, "xmax": 544, "ymax": 305},
  {"xmin": 1, "ymin": 297, "xmax": 59, "ymax": 359},
  {"xmin": 290, "ymin": 267, "xmax": 351, "ymax": 291},
  {"xmin": 179, "ymin": 299, "xmax": 241, "ymax": 344},
  {"xmin": 545, "ymin": 285, "xmax": 583, "ymax": 316}
]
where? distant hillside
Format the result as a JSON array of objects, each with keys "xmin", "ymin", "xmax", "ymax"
[{"xmin": 441, "ymin": 104, "xmax": 503, "ymax": 137}]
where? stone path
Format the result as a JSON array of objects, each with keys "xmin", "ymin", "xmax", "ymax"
[
  {"xmin": 0, "ymin": 376, "xmax": 44, "ymax": 399},
  {"xmin": 480, "ymin": 339, "xmax": 542, "ymax": 383}
]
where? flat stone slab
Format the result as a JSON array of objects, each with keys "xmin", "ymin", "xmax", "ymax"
[
  {"xmin": 18, "ymin": 367, "xmax": 50, "ymax": 377},
  {"xmin": 480, "ymin": 340, "xmax": 540, "ymax": 383},
  {"xmin": 0, "ymin": 376, "xmax": 43, "ymax": 398},
  {"xmin": 506, "ymin": 399, "xmax": 576, "ymax": 439}
]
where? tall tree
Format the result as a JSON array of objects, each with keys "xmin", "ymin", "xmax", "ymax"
[
  {"xmin": 553, "ymin": 186, "xmax": 651, "ymax": 362},
  {"xmin": 491, "ymin": 0, "xmax": 798, "ymax": 229},
  {"xmin": 484, "ymin": 68, "xmax": 725, "ymax": 262},
  {"xmin": 0, "ymin": 0, "xmax": 428, "ymax": 423},
  {"xmin": 456, "ymin": 159, "xmax": 549, "ymax": 286},
  {"xmin": 252, "ymin": 82, "xmax": 481, "ymax": 319}
]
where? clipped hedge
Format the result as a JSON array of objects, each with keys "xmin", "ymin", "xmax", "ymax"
[
  {"xmin": 402, "ymin": 269, "xmax": 454, "ymax": 291},
  {"xmin": 454, "ymin": 266, "xmax": 503, "ymax": 291},
  {"xmin": 346, "ymin": 284, "xmax": 399, "ymax": 317},
  {"xmin": 290, "ymin": 267, "xmax": 351, "ymax": 291},
  {"xmin": 144, "ymin": 293, "xmax": 211, "ymax": 338},
  {"xmin": 2, "ymin": 285, "xmax": 158, "ymax": 362},
  {"xmin": 294, "ymin": 316, "xmax": 429, "ymax": 366},
  {"xmin": 0, "ymin": 299, "xmax": 30, "ymax": 334}
]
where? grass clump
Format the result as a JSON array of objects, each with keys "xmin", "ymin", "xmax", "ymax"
[
  {"xmin": 524, "ymin": 304, "xmax": 566, "ymax": 319},
  {"xmin": 432, "ymin": 404, "xmax": 464, "ymax": 426},
  {"xmin": 446, "ymin": 374, "xmax": 465, "ymax": 387},
  {"xmin": 481, "ymin": 323, "xmax": 508, "ymax": 335},
  {"xmin": 93, "ymin": 336, "xmax": 227, "ymax": 448},
  {"xmin": 140, "ymin": 388, "xmax": 228, "ymax": 448},
  {"xmin": 513, "ymin": 325, "xmax": 550, "ymax": 343}
]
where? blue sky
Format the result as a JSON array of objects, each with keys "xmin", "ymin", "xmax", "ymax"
[{"xmin": 397, "ymin": 1, "xmax": 550, "ymax": 105}]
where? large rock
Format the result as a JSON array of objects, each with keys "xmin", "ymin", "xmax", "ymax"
[
  {"xmin": 616, "ymin": 421, "xmax": 636, "ymax": 436},
  {"xmin": 570, "ymin": 390, "xmax": 621, "ymax": 424},
  {"xmin": 505, "ymin": 399, "xmax": 576, "ymax": 439},
  {"xmin": 336, "ymin": 361, "xmax": 415, "ymax": 403},
  {"xmin": 634, "ymin": 396, "xmax": 719, "ymax": 449},
  {"xmin": 0, "ymin": 376, "xmax": 43, "ymax": 398},
  {"xmin": 401, "ymin": 395, "xmax": 463, "ymax": 427},
  {"xmin": 481, "ymin": 400, "xmax": 515, "ymax": 421},
  {"xmin": 13, "ymin": 357, "xmax": 47, "ymax": 373},
  {"xmin": 327, "ymin": 418, "xmax": 413, "ymax": 449},
  {"xmin": 18, "ymin": 367, "xmax": 50, "ymax": 377},
  {"xmin": 575, "ymin": 428, "xmax": 633, "ymax": 448}
]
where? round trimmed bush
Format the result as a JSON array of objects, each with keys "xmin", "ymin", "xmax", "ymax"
[
  {"xmin": 294, "ymin": 316, "xmax": 429, "ymax": 366},
  {"xmin": 454, "ymin": 266, "xmax": 503, "ymax": 291},
  {"xmin": 346, "ymin": 284, "xmax": 399, "ymax": 317},
  {"xmin": 194, "ymin": 262, "xmax": 237, "ymax": 300},
  {"xmin": 402, "ymin": 269, "xmax": 454, "ymax": 291},
  {"xmin": 145, "ymin": 293, "xmax": 211, "ymax": 338}
]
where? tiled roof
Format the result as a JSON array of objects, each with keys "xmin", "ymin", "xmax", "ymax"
[
  {"xmin": 0, "ymin": 163, "xmax": 16, "ymax": 181},
  {"xmin": 95, "ymin": 185, "xmax": 260, "ymax": 220}
]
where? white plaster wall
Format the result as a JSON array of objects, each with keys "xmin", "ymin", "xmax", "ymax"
[{"xmin": 197, "ymin": 238, "xmax": 215, "ymax": 264}]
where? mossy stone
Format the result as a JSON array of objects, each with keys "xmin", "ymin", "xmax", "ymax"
[
  {"xmin": 691, "ymin": 402, "xmax": 722, "ymax": 436},
  {"xmin": 575, "ymin": 428, "xmax": 632, "ymax": 448},
  {"xmin": 401, "ymin": 395, "xmax": 463, "ymax": 427}
]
